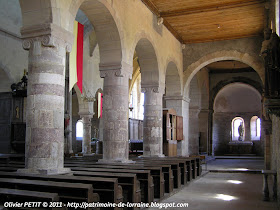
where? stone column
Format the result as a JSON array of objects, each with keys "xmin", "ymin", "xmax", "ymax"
[
  {"xmin": 18, "ymin": 28, "xmax": 73, "ymax": 174},
  {"xmin": 98, "ymin": 63, "xmax": 132, "ymax": 163},
  {"xmin": 64, "ymin": 57, "xmax": 73, "ymax": 155},
  {"xmin": 80, "ymin": 114, "xmax": 93, "ymax": 155},
  {"xmin": 142, "ymin": 86, "xmax": 164, "ymax": 157}
]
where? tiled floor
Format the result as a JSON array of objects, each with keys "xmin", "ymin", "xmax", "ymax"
[{"xmin": 147, "ymin": 157, "xmax": 279, "ymax": 210}]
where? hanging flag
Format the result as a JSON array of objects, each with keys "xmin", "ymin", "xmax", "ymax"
[
  {"xmin": 69, "ymin": 21, "xmax": 84, "ymax": 94},
  {"xmin": 98, "ymin": 92, "xmax": 103, "ymax": 118}
]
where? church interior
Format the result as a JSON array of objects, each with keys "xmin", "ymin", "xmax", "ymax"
[{"xmin": 0, "ymin": 0, "xmax": 280, "ymax": 209}]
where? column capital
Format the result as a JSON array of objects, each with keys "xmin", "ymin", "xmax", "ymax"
[
  {"xmin": 21, "ymin": 23, "xmax": 74, "ymax": 53},
  {"xmin": 100, "ymin": 61, "xmax": 132, "ymax": 79},
  {"xmin": 79, "ymin": 113, "xmax": 94, "ymax": 119},
  {"xmin": 141, "ymin": 86, "xmax": 165, "ymax": 94}
]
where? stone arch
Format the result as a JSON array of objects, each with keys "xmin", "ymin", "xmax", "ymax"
[
  {"xmin": 165, "ymin": 61, "xmax": 182, "ymax": 96},
  {"xmin": 183, "ymin": 50, "xmax": 264, "ymax": 95},
  {"xmin": 19, "ymin": 0, "xmax": 124, "ymax": 67},
  {"xmin": 77, "ymin": 0, "xmax": 123, "ymax": 68},
  {"xmin": 134, "ymin": 38, "xmax": 160, "ymax": 88},
  {"xmin": 210, "ymin": 77, "xmax": 263, "ymax": 110}
]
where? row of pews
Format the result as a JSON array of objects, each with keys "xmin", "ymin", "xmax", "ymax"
[{"xmin": 0, "ymin": 155, "xmax": 202, "ymax": 209}]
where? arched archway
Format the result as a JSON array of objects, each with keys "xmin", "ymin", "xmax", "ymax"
[
  {"xmin": 183, "ymin": 50, "xmax": 264, "ymax": 94},
  {"xmin": 212, "ymin": 82, "xmax": 262, "ymax": 155},
  {"xmin": 134, "ymin": 38, "xmax": 163, "ymax": 157},
  {"xmin": 165, "ymin": 61, "xmax": 182, "ymax": 97}
]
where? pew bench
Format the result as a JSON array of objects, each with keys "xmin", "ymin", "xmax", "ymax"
[
  {"xmin": 0, "ymin": 172, "xmax": 122, "ymax": 210},
  {"xmin": 65, "ymin": 162, "xmax": 165, "ymax": 199},
  {"xmin": 0, "ymin": 188, "xmax": 60, "ymax": 210},
  {"xmin": 72, "ymin": 171, "xmax": 141, "ymax": 206},
  {"xmin": 69, "ymin": 166, "xmax": 154, "ymax": 204},
  {"xmin": 0, "ymin": 178, "xmax": 99, "ymax": 205}
]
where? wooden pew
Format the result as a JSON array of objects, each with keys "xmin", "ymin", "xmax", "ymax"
[
  {"xmin": 71, "ymin": 171, "xmax": 141, "ymax": 206},
  {"xmin": 0, "ymin": 188, "xmax": 60, "ymax": 210},
  {"xmin": 66, "ymin": 163, "xmax": 165, "ymax": 199},
  {"xmin": 0, "ymin": 172, "xmax": 122, "ymax": 209},
  {"xmin": 136, "ymin": 160, "xmax": 181, "ymax": 189},
  {"xmin": 0, "ymin": 178, "xmax": 99, "ymax": 204},
  {"xmin": 69, "ymin": 166, "xmax": 153, "ymax": 204}
]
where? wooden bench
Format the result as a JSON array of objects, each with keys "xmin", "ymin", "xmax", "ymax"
[
  {"xmin": 69, "ymin": 166, "xmax": 153, "ymax": 204},
  {"xmin": 0, "ymin": 188, "xmax": 60, "ymax": 210},
  {"xmin": 0, "ymin": 178, "xmax": 99, "ymax": 204},
  {"xmin": 0, "ymin": 172, "xmax": 122, "ymax": 209},
  {"xmin": 66, "ymin": 162, "xmax": 165, "ymax": 199},
  {"xmin": 136, "ymin": 159, "xmax": 181, "ymax": 189},
  {"xmin": 72, "ymin": 171, "xmax": 141, "ymax": 206}
]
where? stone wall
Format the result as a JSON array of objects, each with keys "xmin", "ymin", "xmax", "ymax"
[
  {"xmin": 213, "ymin": 112, "xmax": 264, "ymax": 155},
  {"xmin": 271, "ymin": 115, "xmax": 280, "ymax": 203}
]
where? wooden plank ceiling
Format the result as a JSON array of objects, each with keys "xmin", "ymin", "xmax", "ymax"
[{"xmin": 141, "ymin": 0, "xmax": 266, "ymax": 43}]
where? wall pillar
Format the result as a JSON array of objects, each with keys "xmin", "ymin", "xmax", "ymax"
[
  {"xmin": 80, "ymin": 114, "xmax": 93, "ymax": 155},
  {"xmin": 198, "ymin": 109, "xmax": 210, "ymax": 154},
  {"xmin": 98, "ymin": 63, "xmax": 132, "ymax": 163},
  {"xmin": 18, "ymin": 28, "xmax": 73, "ymax": 174},
  {"xmin": 142, "ymin": 87, "xmax": 164, "ymax": 157},
  {"xmin": 164, "ymin": 95, "xmax": 189, "ymax": 156},
  {"xmin": 189, "ymin": 107, "xmax": 200, "ymax": 155}
]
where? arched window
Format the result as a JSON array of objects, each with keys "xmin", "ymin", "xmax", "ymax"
[
  {"xmin": 129, "ymin": 79, "xmax": 144, "ymax": 120},
  {"xmin": 76, "ymin": 120, "xmax": 83, "ymax": 140},
  {"xmin": 232, "ymin": 117, "xmax": 245, "ymax": 141},
  {"xmin": 250, "ymin": 116, "xmax": 261, "ymax": 140}
]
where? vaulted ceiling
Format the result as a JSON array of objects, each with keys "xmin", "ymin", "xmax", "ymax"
[{"xmin": 142, "ymin": 0, "xmax": 266, "ymax": 43}]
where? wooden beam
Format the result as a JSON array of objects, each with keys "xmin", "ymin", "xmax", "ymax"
[
  {"xmin": 160, "ymin": 0, "xmax": 265, "ymax": 17},
  {"xmin": 141, "ymin": 0, "xmax": 184, "ymax": 43},
  {"xmin": 183, "ymin": 34, "xmax": 261, "ymax": 44},
  {"xmin": 141, "ymin": 0, "xmax": 160, "ymax": 16},
  {"xmin": 163, "ymin": 19, "xmax": 184, "ymax": 43}
]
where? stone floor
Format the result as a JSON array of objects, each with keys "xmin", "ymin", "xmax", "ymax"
[{"xmin": 147, "ymin": 157, "xmax": 279, "ymax": 210}]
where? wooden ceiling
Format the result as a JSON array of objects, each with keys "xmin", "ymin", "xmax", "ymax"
[{"xmin": 141, "ymin": 0, "xmax": 266, "ymax": 43}]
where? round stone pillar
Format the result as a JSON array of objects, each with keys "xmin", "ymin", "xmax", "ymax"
[
  {"xmin": 98, "ymin": 64, "xmax": 132, "ymax": 163},
  {"xmin": 18, "ymin": 32, "xmax": 72, "ymax": 175},
  {"xmin": 81, "ymin": 114, "xmax": 93, "ymax": 155},
  {"xmin": 142, "ymin": 87, "xmax": 164, "ymax": 157}
]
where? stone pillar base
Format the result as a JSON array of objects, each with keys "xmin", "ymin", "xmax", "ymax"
[
  {"xmin": 17, "ymin": 167, "xmax": 72, "ymax": 175},
  {"xmin": 98, "ymin": 159, "xmax": 135, "ymax": 164}
]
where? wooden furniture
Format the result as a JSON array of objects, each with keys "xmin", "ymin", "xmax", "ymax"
[
  {"xmin": 72, "ymin": 171, "xmax": 141, "ymax": 206},
  {"xmin": 0, "ymin": 188, "xmax": 60, "ymax": 210},
  {"xmin": 69, "ymin": 167, "xmax": 154, "ymax": 204},
  {"xmin": 163, "ymin": 109, "xmax": 183, "ymax": 157},
  {"xmin": 0, "ymin": 171, "xmax": 123, "ymax": 208},
  {"xmin": 0, "ymin": 178, "xmax": 99, "ymax": 204},
  {"xmin": 0, "ymin": 93, "xmax": 26, "ymax": 154}
]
